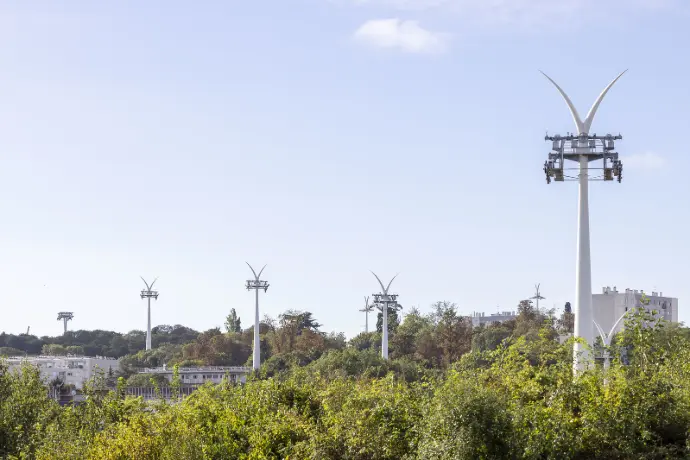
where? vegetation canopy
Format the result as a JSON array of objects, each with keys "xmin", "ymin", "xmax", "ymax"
[{"xmin": 2, "ymin": 302, "xmax": 690, "ymax": 459}]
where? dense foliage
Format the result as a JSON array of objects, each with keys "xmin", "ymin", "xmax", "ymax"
[
  {"xmin": 0, "ymin": 325, "xmax": 199, "ymax": 358},
  {"xmin": 2, "ymin": 301, "xmax": 690, "ymax": 458}
]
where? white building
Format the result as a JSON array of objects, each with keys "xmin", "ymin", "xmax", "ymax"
[
  {"xmin": 137, "ymin": 366, "xmax": 251, "ymax": 385},
  {"xmin": 593, "ymin": 286, "xmax": 678, "ymax": 335},
  {"xmin": 470, "ymin": 311, "xmax": 517, "ymax": 328},
  {"xmin": 4, "ymin": 355, "xmax": 120, "ymax": 389}
]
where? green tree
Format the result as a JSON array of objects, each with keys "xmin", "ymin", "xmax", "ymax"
[
  {"xmin": 224, "ymin": 308, "xmax": 242, "ymax": 333},
  {"xmin": 376, "ymin": 303, "xmax": 402, "ymax": 334}
]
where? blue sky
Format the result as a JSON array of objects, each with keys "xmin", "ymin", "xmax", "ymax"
[{"xmin": 0, "ymin": 0, "xmax": 688, "ymax": 339}]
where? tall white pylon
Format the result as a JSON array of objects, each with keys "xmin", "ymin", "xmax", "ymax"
[
  {"xmin": 245, "ymin": 263, "xmax": 269, "ymax": 371},
  {"xmin": 541, "ymin": 70, "xmax": 627, "ymax": 375},
  {"xmin": 371, "ymin": 271, "xmax": 398, "ymax": 360},
  {"xmin": 140, "ymin": 277, "xmax": 159, "ymax": 351},
  {"xmin": 530, "ymin": 283, "xmax": 545, "ymax": 312},
  {"xmin": 360, "ymin": 296, "xmax": 374, "ymax": 333},
  {"xmin": 57, "ymin": 312, "xmax": 74, "ymax": 335}
]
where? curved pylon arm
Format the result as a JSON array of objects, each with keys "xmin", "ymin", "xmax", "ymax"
[
  {"xmin": 608, "ymin": 311, "xmax": 629, "ymax": 341},
  {"xmin": 593, "ymin": 320, "xmax": 608, "ymax": 346},
  {"xmin": 370, "ymin": 271, "xmax": 399, "ymax": 296},
  {"xmin": 371, "ymin": 271, "xmax": 387, "ymax": 295},
  {"xmin": 583, "ymin": 70, "xmax": 628, "ymax": 134},
  {"xmin": 140, "ymin": 276, "xmax": 158, "ymax": 291},
  {"xmin": 540, "ymin": 70, "xmax": 628, "ymax": 135},
  {"xmin": 540, "ymin": 71, "xmax": 584, "ymax": 134},
  {"xmin": 246, "ymin": 263, "xmax": 267, "ymax": 281},
  {"xmin": 593, "ymin": 311, "xmax": 629, "ymax": 348},
  {"xmin": 386, "ymin": 274, "xmax": 398, "ymax": 294},
  {"xmin": 359, "ymin": 296, "xmax": 373, "ymax": 313},
  {"xmin": 246, "ymin": 262, "xmax": 258, "ymax": 280}
]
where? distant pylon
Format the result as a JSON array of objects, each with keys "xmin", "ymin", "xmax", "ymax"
[
  {"xmin": 530, "ymin": 283, "xmax": 546, "ymax": 312},
  {"xmin": 57, "ymin": 312, "xmax": 74, "ymax": 334},
  {"xmin": 140, "ymin": 277, "xmax": 159, "ymax": 351},
  {"xmin": 359, "ymin": 296, "xmax": 375, "ymax": 333}
]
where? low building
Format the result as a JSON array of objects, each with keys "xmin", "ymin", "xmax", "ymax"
[
  {"xmin": 4, "ymin": 355, "xmax": 119, "ymax": 389},
  {"xmin": 593, "ymin": 286, "xmax": 678, "ymax": 335},
  {"xmin": 470, "ymin": 311, "xmax": 517, "ymax": 328},
  {"xmin": 137, "ymin": 366, "xmax": 251, "ymax": 385}
]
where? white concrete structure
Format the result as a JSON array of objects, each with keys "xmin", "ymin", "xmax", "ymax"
[
  {"xmin": 140, "ymin": 277, "xmax": 159, "ymax": 351},
  {"xmin": 593, "ymin": 286, "xmax": 678, "ymax": 335},
  {"xmin": 246, "ymin": 263, "xmax": 269, "ymax": 371},
  {"xmin": 371, "ymin": 272, "xmax": 398, "ymax": 360},
  {"xmin": 359, "ymin": 296, "xmax": 374, "ymax": 333},
  {"xmin": 138, "ymin": 366, "xmax": 251, "ymax": 385},
  {"xmin": 470, "ymin": 311, "xmax": 517, "ymax": 328},
  {"xmin": 4, "ymin": 355, "xmax": 119, "ymax": 389},
  {"xmin": 542, "ymin": 71, "xmax": 627, "ymax": 375}
]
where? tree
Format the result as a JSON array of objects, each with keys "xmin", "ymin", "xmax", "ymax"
[
  {"xmin": 66, "ymin": 345, "xmax": 85, "ymax": 355},
  {"xmin": 376, "ymin": 302, "xmax": 402, "ymax": 334},
  {"xmin": 280, "ymin": 310, "xmax": 321, "ymax": 333},
  {"xmin": 4, "ymin": 305, "xmax": 690, "ymax": 459},
  {"xmin": 42, "ymin": 344, "xmax": 67, "ymax": 356},
  {"xmin": 431, "ymin": 301, "xmax": 472, "ymax": 367},
  {"xmin": 472, "ymin": 322, "xmax": 513, "ymax": 352},
  {"xmin": 390, "ymin": 307, "xmax": 430, "ymax": 360},
  {"xmin": 224, "ymin": 308, "xmax": 242, "ymax": 333},
  {"xmin": 269, "ymin": 311, "xmax": 322, "ymax": 356},
  {"xmin": 557, "ymin": 301, "xmax": 575, "ymax": 333},
  {"xmin": 125, "ymin": 373, "xmax": 168, "ymax": 388},
  {"xmin": 0, "ymin": 347, "xmax": 25, "ymax": 356}
]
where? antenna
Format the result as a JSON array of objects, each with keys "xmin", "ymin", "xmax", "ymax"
[
  {"xmin": 370, "ymin": 271, "xmax": 399, "ymax": 360},
  {"xmin": 541, "ymin": 71, "xmax": 626, "ymax": 375},
  {"xmin": 26, "ymin": 326, "xmax": 30, "ymax": 335},
  {"xmin": 140, "ymin": 277, "xmax": 159, "ymax": 351},
  {"xmin": 246, "ymin": 263, "xmax": 269, "ymax": 371},
  {"xmin": 57, "ymin": 312, "xmax": 74, "ymax": 335},
  {"xmin": 530, "ymin": 283, "xmax": 546, "ymax": 312},
  {"xmin": 359, "ymin": 296, "xmax": 375, "ymax": 333}
]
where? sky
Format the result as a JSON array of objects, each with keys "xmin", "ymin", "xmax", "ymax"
[{"xmin": 1, "ymin": 0, "xmax": 689, "ymax": 339}]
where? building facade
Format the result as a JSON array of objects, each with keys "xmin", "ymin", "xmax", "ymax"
[
  {"xmin": 470, "ymin": 311, "xmax": 518, "ymax": 328},
  {"xmin": 593, "ymin": 286, "xmax": 678, "ymax": 336},
  {"xmin": 4, "ymin": 356, "xmax": 119, "ymax": 389},
  {"xmin": 137, "ymin": 366, "xmax": 251, "ymax": 385}
]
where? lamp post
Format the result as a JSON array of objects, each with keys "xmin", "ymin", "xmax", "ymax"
[
  {"xmin": 541, "ymin": 70, "xmax": 626, "ymax": 374},
  {"xmin": 140, "ymin": 277, "xmax": 159, "ymax": 351},
  {"xmin": 246, "ymin": 263, "xmax": 269, "ymax": 371}
]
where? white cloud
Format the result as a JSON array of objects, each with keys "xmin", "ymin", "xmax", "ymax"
[
  {"xmin": 353, "ymin": 18, "xmax": 448, "ymax": 53},
  {"xmin": 624, "ymin": 152, "xmax": 666, "ymax": 170}
]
